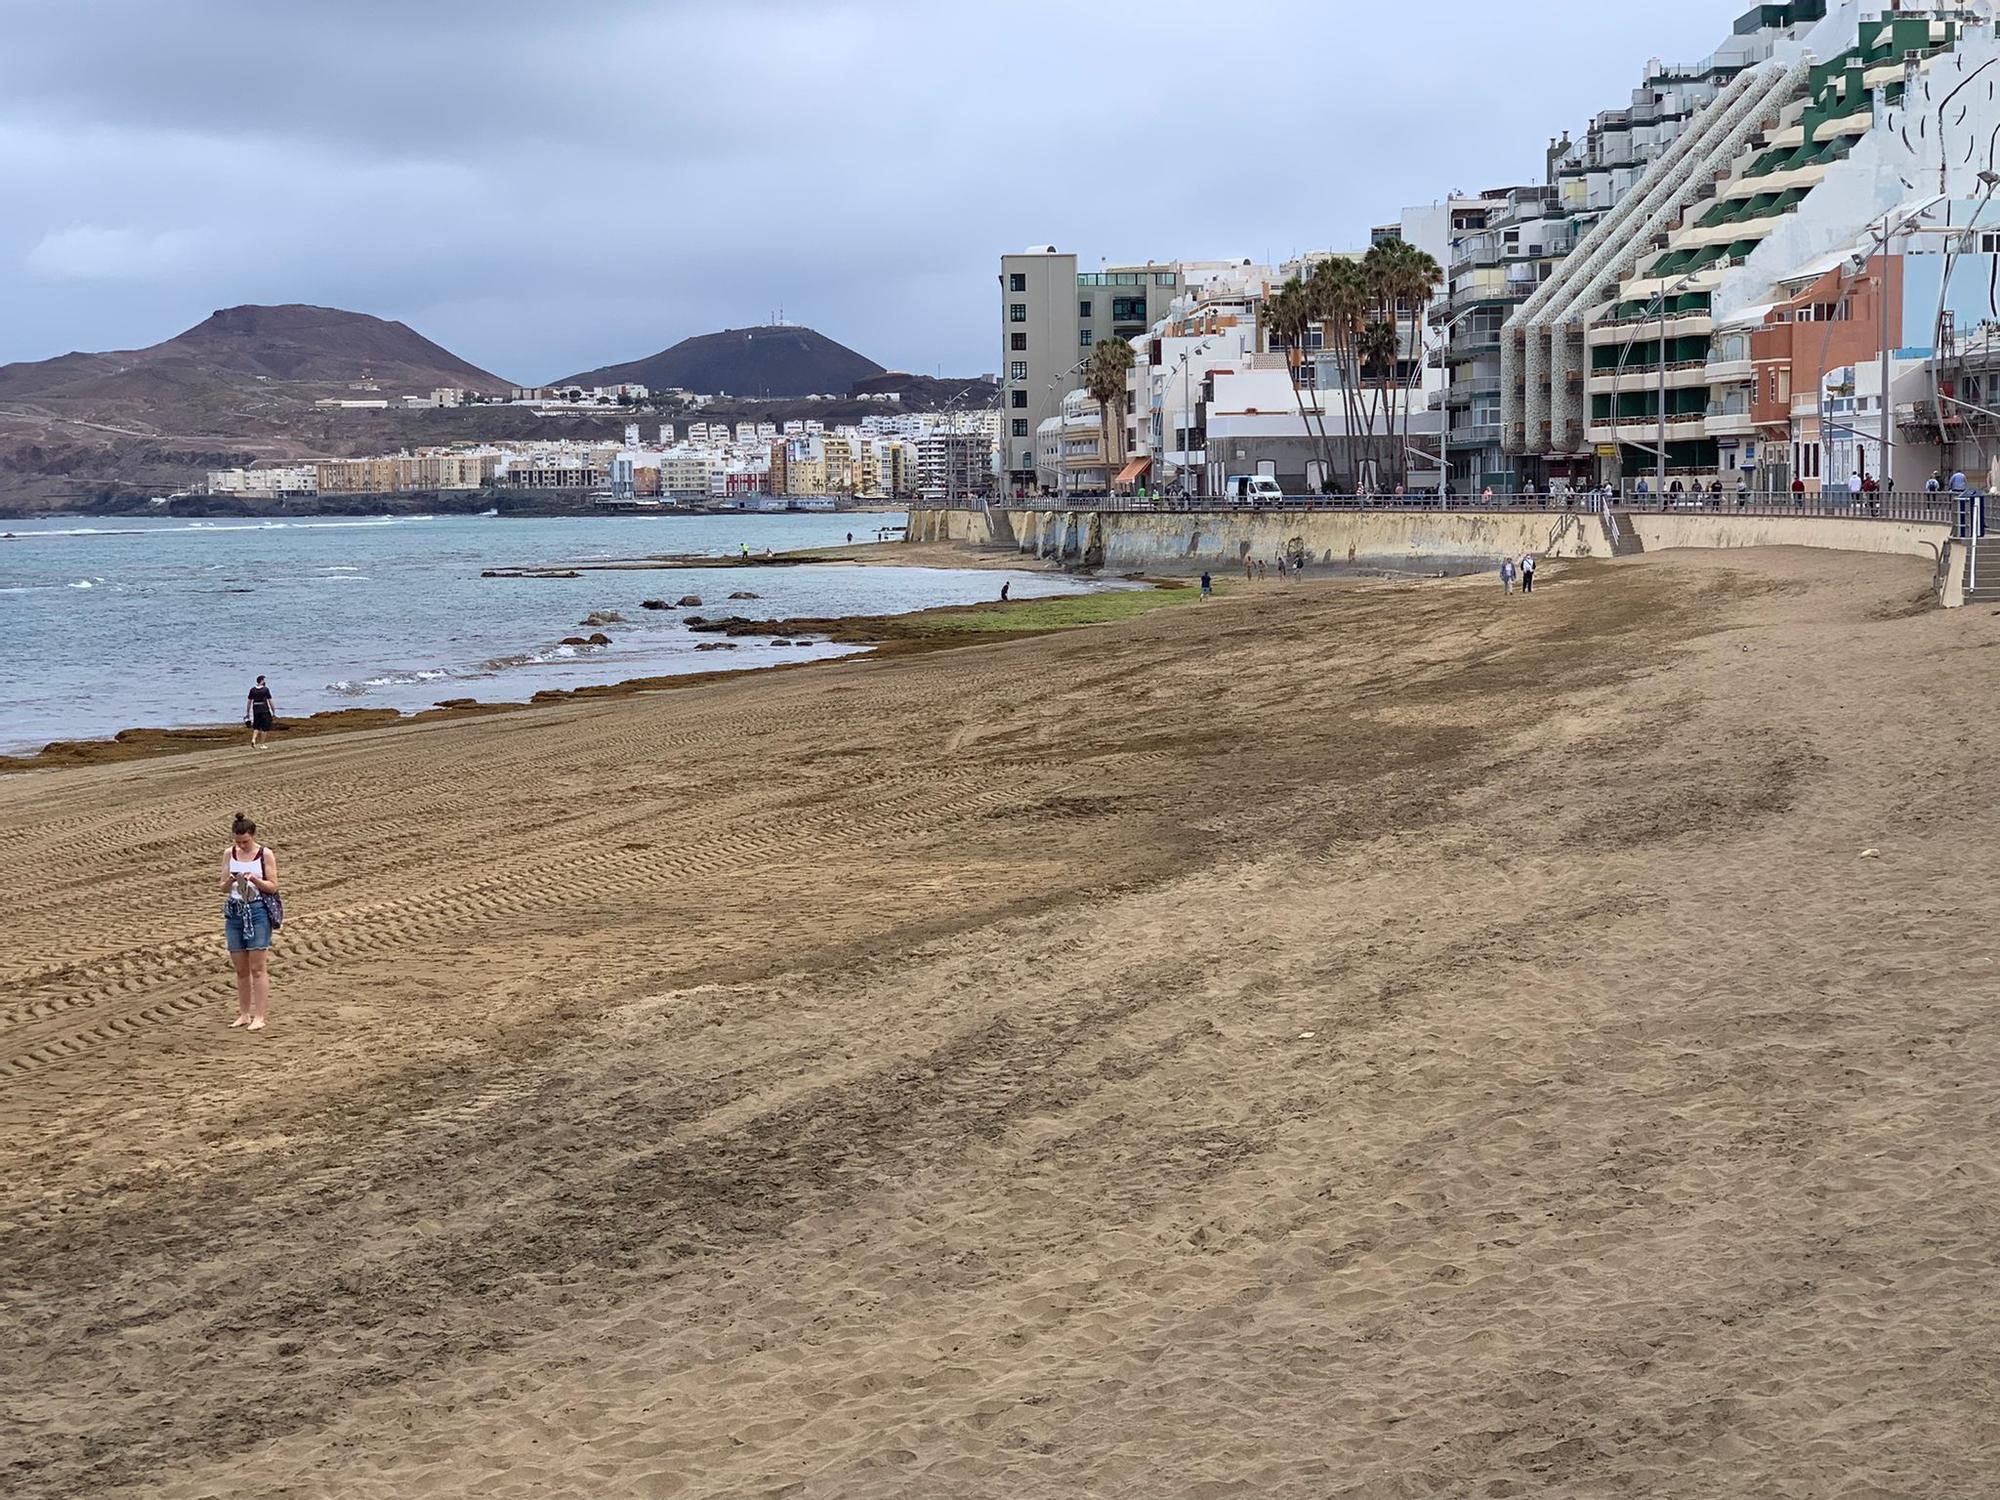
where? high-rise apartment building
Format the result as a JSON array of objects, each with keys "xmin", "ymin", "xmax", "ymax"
[
  {"xmin": 1498, "ymin": 0, "xmax": 1831, "ymax": 485},
  {"xmin": 999, "ymin": 249, "xmax": 1187, "ymax": 493}
]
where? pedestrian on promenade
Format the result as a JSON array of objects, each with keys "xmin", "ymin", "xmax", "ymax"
[
  {"xmin": 1500, "ymin": 557, "xmax": 1516, "ymax": 595},
  {"xmin": 1199, "ymin": 570, "xmax": 1212, "ymax": 600},
  {"xmin": 1927, "ymin": 472, "xmax": 1942, "ymax": 494},
  {"xmin": 219, "ymin": 811, "xmax": 280, "ymax": 1031},
  {"xmin": 1520, "ymin": 552, "xmax": 1536, "ymax": 594},
  {"xmin": 245, "ymin": 675, "xmax": 276, "ymax": 749},
  {"xmin": 1635, "ymin": 476, "xmax": 1650, "ymax": 501}
]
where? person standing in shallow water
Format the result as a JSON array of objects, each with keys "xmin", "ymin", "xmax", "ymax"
[
  {"xmin": 245, "ymin": 675, "xmax": 275, "ymax": 749},
  {"xmin": 219, "ymin": 811, "xmax": 279, "ymax": 1030}
]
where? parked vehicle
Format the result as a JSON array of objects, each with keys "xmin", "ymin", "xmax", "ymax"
[{"xmin": 1222, "ymin": 474, "xmax": 1284, "ymax": 507}]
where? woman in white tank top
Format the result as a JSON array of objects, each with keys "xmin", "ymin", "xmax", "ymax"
[{"xmin": 218, "ymin": 810, "xmax": 280, "ymax": 1030}]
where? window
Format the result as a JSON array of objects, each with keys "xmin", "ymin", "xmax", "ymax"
[
  {"xmin": 1982, "ymin": 232, "xmax": 2000, "ymax": 254},
  {"xmin": 1010, "ymin": 273, "xmax": 1027, "ymax": 292},
  {"xmin": 1010, "ymin": 361, "xmax": 1027, "ymax": 381},
  {"xmin": 1111, "ymin": 296, "xmax": 1147, "ymax": 322},
  {"xmin": 1078, "ymin": 300, "xmax": 1093, "ymax": 318},
  {"xmin": 1009, "ymin": 303, "xmax": 1027, "ymax": 322},
  {"xmin": 1012, "ymin": 419, "xmax": 1029, "ymax": 437},
  {"xmin": 1156, "ymin": 271, "xmax": 1176, "ymax": 286},
  {"xmin": 1011, "ymin": 390, "xmax": 1027, "ymax": 408},
  {"xmin": 1080, "ymin": 330, "xmax": 1094, "ymax": 347},
  {"xmin": 1010, "ymin": 332, "xmax": 1027, "ymax": 352}
]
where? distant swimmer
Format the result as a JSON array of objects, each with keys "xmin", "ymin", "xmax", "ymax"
[
  {"xmin": 245, "ymin": 675, "xmax": 276, "ymax": 749},
  {"xmin": 220, "ymin": 811, "xmax": 280, "ymax": 1031}
]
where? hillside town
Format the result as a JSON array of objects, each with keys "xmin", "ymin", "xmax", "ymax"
[{"xmin": 204, "ymin": 406, "xmax": 1000, "ymax": 506}]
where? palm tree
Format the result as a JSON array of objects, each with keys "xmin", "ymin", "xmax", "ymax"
[
  {"xmin": 1307, "ymin": 256, "xmax": 1368, "ymax": 490},
  {"xmin": 1389, "ymin": 243, "xmax": 1444, "ymax": 489},
  {"xmin": 1359, "ymin": 238, "xmax": 1442, "ymax": 489},
  {"xmin": 1259, "ymin": 277, "xmax": 1331, "ymax": 492},
  {"xmin": 1084, "ymin": 336, "xmax": 1135, "ymax": 490}
]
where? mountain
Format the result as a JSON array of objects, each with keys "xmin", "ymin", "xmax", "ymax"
[
  {"xmin": 0, "ymin": 304, "xmax": 515, "ymax": 510},
  {"xmin": 0, "ymin": 304, "xmax": 511, "ymax": 405},
  {"xmin": 559, "ymin": 325, "xmax": 884, "ymax": 400}
]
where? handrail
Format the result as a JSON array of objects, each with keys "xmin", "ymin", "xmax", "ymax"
[{"xmin": 921, "ymin": 491, "xmax": 1965, "ymax": 524}]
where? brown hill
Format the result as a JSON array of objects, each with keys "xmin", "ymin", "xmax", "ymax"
[
  {"xmin": 0, "ymin": 305, "xmax": 514, "ymax": 509},
  {"xmin": 559, "ymin": 325, "xmax": 884, "ymax": 400},
  {"xmin": 0, "ymin": 304, "xmax": 511, "ymax": 405}
]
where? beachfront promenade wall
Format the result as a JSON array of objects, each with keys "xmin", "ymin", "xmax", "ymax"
[
  {"xmin": 907, "ymin": 505, "xmax": 1953, "ymax": 572},
  {"xmin": 1627, "ymin": 512, "xmax": 1949, "ymax": 561}
]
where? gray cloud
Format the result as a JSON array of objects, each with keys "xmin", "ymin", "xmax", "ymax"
[{"xmin": 1, "ymin": 0, "xmax": 1739, "ymax": 383}]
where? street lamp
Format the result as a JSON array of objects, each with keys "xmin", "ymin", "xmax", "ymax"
[
  {"xmin": 1600, "ymin": 270, "xmax": 1699, "ymax": 497},
  {"xmin": 1042, "ymin": 352, "xmax": 1093, "ymax": 500},
  {"xmin": 1158, "ymin": 338, "xmax": 1212, "ymax": 499}
]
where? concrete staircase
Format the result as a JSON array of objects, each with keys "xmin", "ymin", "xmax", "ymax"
[
  {"xmin": 1602, "ymin": 510, "xmax": 1645, "ymax": 556},
  {"xmin": 1965, "ymin": 536, "xmax": 2000, "ymax": 604}
]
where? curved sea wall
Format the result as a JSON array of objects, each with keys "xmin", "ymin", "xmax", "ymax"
[
  {"xmin": 1628, "ymin": 512, "xmax": 1948, "ymax": 561},
  {"xmin": 908, "ymin": 507, "xmax": 1953, "ymax": 572}
]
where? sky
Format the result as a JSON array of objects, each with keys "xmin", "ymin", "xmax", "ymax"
[{"xmin": 2, "ymin": 0, "xmax": 1743, "ymax": 384}]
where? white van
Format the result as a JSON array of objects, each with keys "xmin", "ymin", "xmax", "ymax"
[{"xmin": 1223, "ymin": 474, "xmax": 1284, "ymax": 507}]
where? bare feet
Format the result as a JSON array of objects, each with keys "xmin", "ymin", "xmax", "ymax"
[
  {"xmin": 246, "ymin": 1018, "xmax": 266, "ymax": 1031},
  {"xmin": 229, "ymin": 1015, "xmax": 248, "ymax": 1028}
]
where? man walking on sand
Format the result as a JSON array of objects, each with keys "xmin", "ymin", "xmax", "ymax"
[
  {"xmin": 1200, "ymin": 570, "xmax": 1212, "ymax": 600},
  {"xmin": 1520, "ymin": 553, "xmax": 1536, "ymax": 594},
  {"xmin": 1500, "ymin": 557, "xmax": 1515, "ymax": 595}
]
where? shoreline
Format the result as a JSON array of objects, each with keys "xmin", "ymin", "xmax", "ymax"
[
  {"xmin": 0, "ymin": 566, "xmax": 1191, "ymax": 774},
  {"xmin": 487, "ymin": 539, "xmax": 1070, "ymax": 576}
]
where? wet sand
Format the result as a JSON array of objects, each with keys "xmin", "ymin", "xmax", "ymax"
[{"xmin": 4, "ymin": 548, "xmax": 1999, "ymax": 1497}]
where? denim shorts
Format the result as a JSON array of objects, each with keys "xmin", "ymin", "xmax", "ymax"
[{"xmin": 225, "ymin": 897, "xmax": 272, "ymax": 952}]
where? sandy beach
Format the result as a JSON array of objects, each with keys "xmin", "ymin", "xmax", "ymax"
[{"xmin": 5, "ymin": 546, "xmax": 2000, "ymax": 1497}]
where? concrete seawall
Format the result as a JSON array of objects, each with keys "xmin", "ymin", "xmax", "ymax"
[
  {"xmin": 1628, "ymin": 512, "xmax": 1949, "ymax": 561},
  {"xmin": 907, "ymin": 507, "xmax": 1609, "ymax": 569},
  {"xmin": 908, "ymin": 506, "xmax": 1954, "ymax": 576}
]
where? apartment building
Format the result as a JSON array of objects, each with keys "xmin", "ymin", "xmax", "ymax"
[
  {"xmin": 1500, "ymin": 0, "xmax": 1834, "ymax": 485},
  {"xmin": 999, "ymin": 248, "xmax": 1187, "ymax": 493},
  {"xmin": 1438, "ymin": 187, "xmax": 1582, "ymax": 490},
  {"xmin": 916, "ymin": 430, "xmax": 994, "ymax": 501},
  {"xmin": 1550, "ymin": 9, "xmax": 1990, "ymax": 490}
]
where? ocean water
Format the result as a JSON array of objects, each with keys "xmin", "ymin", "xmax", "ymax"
[{"xmin": 0, "ymin": 512, "xmax": 1101, "ymax": 754}]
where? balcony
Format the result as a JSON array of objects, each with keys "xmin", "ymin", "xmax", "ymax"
[{"xmin": 1705, "ymin": 396, "xmax": 1756, "ymax": 437}]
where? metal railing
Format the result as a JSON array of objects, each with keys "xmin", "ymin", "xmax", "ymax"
[{"xmin": 918, "ymin": 490, "xmax": 1966, "ymax": 525}]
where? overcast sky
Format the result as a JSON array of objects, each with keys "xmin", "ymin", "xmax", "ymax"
[{"xmin": 3, "ymin": 0, "xmax": 1743, "ymax": 384}]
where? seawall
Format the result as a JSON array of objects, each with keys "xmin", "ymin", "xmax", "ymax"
[
  {"xmin": 907, "ymin": 506, "xmax": 1953, "ymax": 576},
  {"xmin": 907, "ymin": 507, "xmax": 1609, "ymax": 569}
]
